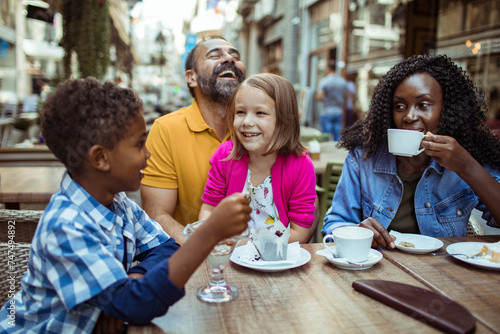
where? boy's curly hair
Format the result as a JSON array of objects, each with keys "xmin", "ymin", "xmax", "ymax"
[
  {"xmin": 41, "ymin": 77, "xmax": 143, "ymax": 174},
  {"xmin": 338, "ymin": 54, "xmax": 500, "ymax": 168}
]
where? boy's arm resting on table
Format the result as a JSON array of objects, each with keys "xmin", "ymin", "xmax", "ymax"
[
  {"xmin": 90, "ymin": 241, "xmax": 183, "ymax": 327},
  {"xmin": 92, "ymin": 193, "xmax": 251, "ymax": 326},
  {"xmin": 168, "ymin": 193, "xmax": 250, "ymax": 287},
  {"xmin": 141, "ymin": 185, "xmax": 187, "ymax": 244},
  {"xmin": 128, "ymin": 238, "xmax": 180, "ymax": 275},
  {"xmin": 90, "ymin": 254, "xmax": 185, "ymax": 326}
]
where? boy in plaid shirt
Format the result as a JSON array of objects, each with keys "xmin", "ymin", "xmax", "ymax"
[{"xmin": 0, "ymin": 78, "xmax": 250, "ymax": 333}]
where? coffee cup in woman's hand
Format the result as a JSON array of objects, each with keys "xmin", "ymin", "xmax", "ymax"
[{"xmin": 388, "ymin": 129, "xmax": 425, "ymax": 157}]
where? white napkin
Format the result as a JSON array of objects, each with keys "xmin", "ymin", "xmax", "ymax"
[
  {"xmin": 250, "ymin": 222, "xmax": 290, "ymax": 260},
  {"xmin": 308, "ymin": 140, "xmax": 321, "ymax": 153},
  {"xmin": 316, "ymin": 247, "xmax": 345, "ymax": 261},
  {"xmin": 238, "ymin": 241, "xmax": 301, "ymax": 266}
]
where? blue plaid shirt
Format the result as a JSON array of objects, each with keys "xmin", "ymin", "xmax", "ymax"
[{"xmin": 0, "ymin": 172, "xmax": 175, "ymax": 333}]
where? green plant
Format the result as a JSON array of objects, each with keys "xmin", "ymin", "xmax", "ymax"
[{"xmin": 61, "ymin": 0, "xmax": 110, "ymax": 79}]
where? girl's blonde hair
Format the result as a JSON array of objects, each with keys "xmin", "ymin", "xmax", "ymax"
[{"xmin": 226, "ymin": 73, "xmax": 306, "ymax": 159}]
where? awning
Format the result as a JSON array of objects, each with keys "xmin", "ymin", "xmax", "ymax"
[
  {"xmin": 23, "ymin": 39, "xmax": 64, "ymax": 60},
  {"xmin": 390, "ymin": 0, "xmax": 415, "ymax": 11}
]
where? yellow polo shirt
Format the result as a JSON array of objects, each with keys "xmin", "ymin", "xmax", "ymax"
[{"xmin": 142, "ymin": 101, "xmax": 229, "ymax": 226}]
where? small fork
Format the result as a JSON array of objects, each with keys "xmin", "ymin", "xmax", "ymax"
[{"xmin": 431, "ymin": 252, "xmax": 481, "ymax": 259}]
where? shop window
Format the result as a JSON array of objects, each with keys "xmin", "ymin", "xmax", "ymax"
[
  {"xmin": 0, "ymin": 0, "xmax": 16, "ymax": 29},
  {"xmin": 349, "ymin": 1, "xmax": 402, "ymax": 57},
  {"xmin": 466, "ymin": 0, "xmax": 500, "ymax": 31},
  {"xmin": 265, "ymin": 40, "xmax": 282, "ymax": 75}
]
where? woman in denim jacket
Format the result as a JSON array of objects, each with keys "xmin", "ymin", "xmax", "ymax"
[{"xmin": 322, "ymin": 55, "xmax": 500, "ymax": 248}]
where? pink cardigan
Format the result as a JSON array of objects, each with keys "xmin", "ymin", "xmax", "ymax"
[{"xmin": 202, "ymin": 141, "xmax": 317, "ymax": 227}]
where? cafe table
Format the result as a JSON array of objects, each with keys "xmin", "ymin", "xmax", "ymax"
[
  {"xmin": 381, "ymin": 235, "xmax": 500, "ymax": 333},
  {"xmin": 0, "ymin": 118, "xmax": 13, "ymax": 147},
  {"xmin": 311, "ymin": 141, "xmax": 348, "ymax": 176},
  {"xmin": 127, "ymin": 239, "xmax": 496, "ymax": 334},
  {"xmin": 0, "ymin": 166, "xmax": 65, "ymax": 209},
  {"xmin": 0, "ymin": 144, "xmax": 61, "ymax": 167}
]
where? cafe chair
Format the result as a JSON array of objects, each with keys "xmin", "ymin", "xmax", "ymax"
[
  {"xmin": 301, "ymin": 133, "xmax": 330, "ymax": 144},
  {"xmin": 0, "ymin": 242, "xmax": 31, "ymax": 305},
  {"xmin": 300, "ymin": 126, "xmax": 330, "ymax": 143},
  {"xmin": 314, "ymin": 162, "xmax": 343, "ymax": 242},
  {"xmin": 467, "ymin": 216, "xmax": 484, "ymax": 236},
  {"xmin": 0, "ymin": 209, "xmax": 43, "ymax": 243}
]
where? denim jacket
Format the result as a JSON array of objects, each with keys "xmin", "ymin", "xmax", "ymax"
[{"xmin": 322, "ymin": 146, "xmax": 500, "ymax": 237}]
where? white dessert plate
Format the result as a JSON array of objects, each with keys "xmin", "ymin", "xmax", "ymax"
[
  {"xmin": 230, "ymin": 246, "xmax": 311, "ymax": 272},
  {"xmin": 316, "ymin": 246, "xmax": 383, "ymax": 270},
  {"xmin": 390, "ymin": 231, "xmax": 444, "ymax": 254},
  {"xmin": 446, "ymin": 242, "xmax": 500, "ymax": 270}
]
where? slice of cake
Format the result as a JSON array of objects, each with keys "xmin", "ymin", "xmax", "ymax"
[
  {"xmin": 472, "ymin": 241, "xmax": 500, "ymax": 262},
  {"xmin": 250, "ymin": 222, "xmax": 290, "ymax": 261}
]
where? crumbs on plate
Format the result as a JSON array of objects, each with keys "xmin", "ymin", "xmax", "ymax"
[{"xmin": 399, "ymin": 241, "xmax": 415, "ymax": 248}]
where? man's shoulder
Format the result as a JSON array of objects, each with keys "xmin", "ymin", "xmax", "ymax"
[
  {"xmin": 155, "ymin": 105, "xmax": 192, "ymax": 124},
  {"xmin": 218, "ymin": 140, "xmax": 233, "ymax": 151},
  {"xmin": 151, "ymin": 102, "xmax": 207, "ymax": 134},
  {"xmin": 211, "ymin": 140, "xmax": 233, "ymax": 161}
]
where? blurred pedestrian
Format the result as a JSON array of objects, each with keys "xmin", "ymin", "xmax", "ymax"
[{"xmin": 315, "ymin": 60, "xmax": 348, "ymax": 141}]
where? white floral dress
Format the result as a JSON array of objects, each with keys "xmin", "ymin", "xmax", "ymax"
[{"xmin": 244, "ymin": 170, "xmax": 282, "ymax": 233}]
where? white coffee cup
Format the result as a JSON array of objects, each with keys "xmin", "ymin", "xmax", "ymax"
[
  {"xmin": 323, "ymin": 226, "xmax": 374, "ymax": 262},
  {"xmin": 387, "ymin": 129, "xmax": 425, "ymax": 157}
]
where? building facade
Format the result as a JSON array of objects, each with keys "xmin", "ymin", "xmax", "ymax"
[
  {"xmin": 0, "ymin": 0, "xmax": 137, "ymax": 115},
  {"xmin": 228, "ymin": 0, "xmax": 500, "ymax": 130}
]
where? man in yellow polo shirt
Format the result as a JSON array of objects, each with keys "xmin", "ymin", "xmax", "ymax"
[{"xmin": 141, "ymin": 35, "xmax": 246, "ymax": 243}]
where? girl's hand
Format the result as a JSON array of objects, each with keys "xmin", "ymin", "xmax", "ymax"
[
  {"xmin": 203, "ymin": 193, "xmax": 251, "ymax": 243},
  {"xmin": 422, "ymin": 132, "xmax": 473, "ymax": 174},
  {"xmin": 359, "ymin": 217, "xmax": 395, "ymax": 249}
]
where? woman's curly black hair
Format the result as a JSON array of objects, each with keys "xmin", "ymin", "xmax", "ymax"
[{"xmin": 338, "ymin": 54, "xmax": 500, "ymax": 169}]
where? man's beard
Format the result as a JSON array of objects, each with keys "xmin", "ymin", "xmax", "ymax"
[{"xmin": 196, "ymin": 63, "xmax": 245, "ymax": 103}]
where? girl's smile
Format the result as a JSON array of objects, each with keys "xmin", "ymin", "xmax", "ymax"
[{"xmin": 234, "ymin": 86, "xmax": 277, "ymax": 156}]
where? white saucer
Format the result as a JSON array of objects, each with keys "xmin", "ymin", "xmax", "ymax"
[
  {"xmin": 230, "ymin": 246, "xmax": 311, "ymax": 272},
  {"xmin": 390, "ymin": 231, "xmax": 444, "ymax": 254},
  {"xmin": 316, "ymin": 247, "xmax": 383, "ymax": 270},
  {"xmin": 446, "ymin": 242, "xmax": 500, "ymax": 270}
]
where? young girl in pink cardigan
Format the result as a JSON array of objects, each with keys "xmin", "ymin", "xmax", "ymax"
[{"xmin": 199, "ymin": 73, "xmax": 317, "ymax": 243}]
